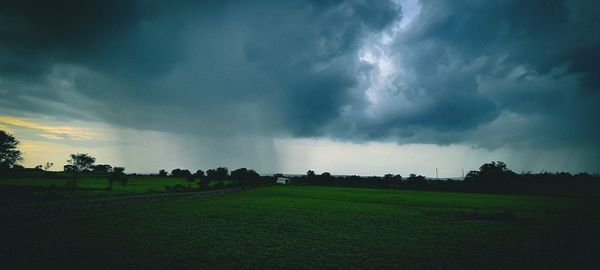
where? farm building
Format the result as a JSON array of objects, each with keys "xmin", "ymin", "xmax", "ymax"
[{"xmin": 276, "ymin": 177, "xmax": 291, "ymax": 184}]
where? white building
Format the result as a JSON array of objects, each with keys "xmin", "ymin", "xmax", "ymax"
[{"xmin": 276, "ymin": 177, "xmax": 291, "ymax": 184}]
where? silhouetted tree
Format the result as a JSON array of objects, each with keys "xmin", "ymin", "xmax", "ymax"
[
  {"xmin": 0, "ymin": 130, "xmax": 22, "ymax": 173},
  {"xmin": 65, "ymin": 153, "xmax": 96, "ymax": 188},
  {"xmin": 407, "ymin": 174, "xmax": 426, "ymax": 183},
  {"xmin": 384, "ymin": 174, "xmax": 403, "ymax": 186},
  {"xmin": 465, "ymin": 161, "xmax": 515, "ymax": 183},
  {"xmin": 206, "ymin": 167, "xmax": 229, "ymax": 180},
  {"xmin": 194, "ymin": 170, "xmax": 205, "ymax": 179},
  {"xmin": 171, "ymin": 168, "xmax": 182, "ymax": 177},
  {"xmin": 231, "ymin": 168, "xmax": 261, "ymax": 186},
  {"xmin": 93, "ymin": 164, "xmax": 112, "ymax": 174},
  {"xmin": 319, "ymin": 172, "xmax": 333, "ymax": 185},
  {"xmin": 107, "ymin": 167, "xmax": 127, "ymax": 190},
  {"xmin": 171, "ymin": 168, "xmax": 192, "ymax": 179},
  {"xmin": 231, "ymin": 168, "xmax": 249, "ymax": 180},
  {"xmin": 158, "ymin": 169, "xmax": 168, "ymax": 177}
]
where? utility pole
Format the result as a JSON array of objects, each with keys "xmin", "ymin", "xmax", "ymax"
[
  {"xmin": 462, "ymin": 168, "xmax": 465, "ymax": 179},
  {"xmin": 436, "ymin": 168, "xmax": 438, "ymax": 180}
]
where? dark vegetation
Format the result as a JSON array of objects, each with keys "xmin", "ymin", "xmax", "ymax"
[
  {"xmin": 1, "ymin": 186, "xmax": 599, "ymax": 269},
  {"xmin": 1, "ymin": 130, "xmax": 599, "ymax": 198},
  {"xmin": 287, "ymin": 161, "xmax": 600, "ymax": 197},
  {"xmin": 1, "ymin": 130, "xmax": 599, "ymax": 269}
]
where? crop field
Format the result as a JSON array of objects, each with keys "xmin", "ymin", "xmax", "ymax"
[
  {"xmin": 1, "ymin": 185, "xmax": 599, "ymax": 269},
  {"xmin": 0, "ymin": 176, "xmax": 233, "ymax": 202}
]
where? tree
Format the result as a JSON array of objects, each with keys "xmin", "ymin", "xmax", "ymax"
[
  {"xmin": 107, "ymin": 167, "xmax": 127, "ymax": 190},
  {"xmin": 206, "ymin": 167, "xmax": 229, "ymax": 180},
  {"xmin": 231, "ymin": 168, "xmax": 261, "ymax": 186},
  {"xmin": 171, "ymin": 168, "xmax": 182, "ymax": 177},
  {"xmin": 196, "ymin": 170, "xmax": 209, "ymax": 189},
  {"xmin": 407, "ymin": 174, "xmax": 426, "ymax": 183},
  {"xmin": 319, "ymin": 172, "xmax": 333, "ymax": 185},
  {"xmin": 93, "ymin": 164, "xmax": 112, "ymax": 174},
  {"xmin": 171, "ymin": 168, "xmax": 192, "ymax": 179},
  {"xmin": 194, "ymin": 170, "xmax": 205, "ymax": 179},
  {"xmin": 0, "ymin": 130, "xmax": 22, "ymax": 172},
  {"xmin": 383, "ymin": 174, "xmax": 402, "ymax": 186},
  {"xmin": 465, "ymin": 161, "xmax": 515, "ymax": 183},
  {"xmin": 306, "ymin": 170, "xmax": 317, "ymax": 183},
  {"xmin": 65, "ymin": 153, "xmax": 96, "ymax": 188},
  {"xmin": 158, "ymin": 169, "xmax": 168, "ymax": 177}
]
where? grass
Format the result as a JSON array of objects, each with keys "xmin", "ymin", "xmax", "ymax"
[
  {"xmin": 0, "ymin": 176, "xmax": 235, "ymax": 201},
  {"xmin": 1, "ymin": 185, "xmax": 598, "ymax": 269}
]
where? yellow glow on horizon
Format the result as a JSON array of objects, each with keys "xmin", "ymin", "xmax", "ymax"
[
  {"xmin": 38, "ymin": 134, "xmax": 64, "ymax": 140},
  {"xmin": 0, "ymin": 116, "xmax": 106, "ymax": 141},
  {"xmin": 19, "ymin": 140, "xmax": 113, "ymax": 171}
]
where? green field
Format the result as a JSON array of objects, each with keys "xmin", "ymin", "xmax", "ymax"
[
  {"xmin": 1, "ymin": 185, "xmax": 599, "ymax": 269},
  {"xmin": 0, "ymin": 176, "xmax": 234, "ymax": 201}
]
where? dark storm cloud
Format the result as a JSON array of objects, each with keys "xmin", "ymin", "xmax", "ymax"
[
  {"xmin": 332, "ymin": 0, "xmax": 600, "ymax": 150},
  {"xmin": 1, "ymin": 0, "xmax": 599, "ymax": 153},
  {"xmin": 0, "ymin": 0, "xmax": 400, "ymax": 136}
]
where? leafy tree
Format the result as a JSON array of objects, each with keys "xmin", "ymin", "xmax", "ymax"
[
  {"xmin": 383, "ymin": 174, "xmax": 402, "ymax": 185},
  {"xmin": 158, "ymin": 169, "xmax": 168, "ymax": 176},
  {"xmin": 465, "ymin": 161, "xmax": 515, "ymax": 183},
  {"xmin": 107, "ymin": 167, "xmax": 127, "ymax": 190},
  {"xmin": 65, "ymin": 153, "xmax": 96, "ymax": 188},
  {"xmin": 0, "ymin": 130, "xmax": 22, "ymax": 172},
  {"xmin": 206, "ymin": 167, "xmax": 229, "ymax": 180},
  {"xmin": 64, "ymin": 164, "xmax": 75, "ymax": 172},
  {"xmin": 231, "ymin": 168, "xmax": 249, "ymax": 180},
  {"xmin": 194, "ymin": 170, "xmax": 205, "ymax": 179},
  {"xmin": 171, "ymin": 168, "xmax": 182, "ymax": 177},
  {"xmin": 231, "ymin": 168, "xmax": 261, "ymax": 186},
  {"xmin": 407, "ymin": 174, "xmax": 426, "ymax": 182},
  {"xmin": 93, "ymin": 164, "xmax": 112, "ymax": 174},
  {"xmin": 319, "ymin": 172, "xmax": 333, "ymax": 184},
  {"xmin": 171, "ymin": 168, "xmax": 192, "ymax": 179}
]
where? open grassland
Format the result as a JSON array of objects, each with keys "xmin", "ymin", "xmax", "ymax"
[
  {"xmin": 1, "ymin": 185, "xmax": 599, "ymax": 269},
  {"xmin": 0, "ymin": 175, "xmax": 191, "ymax": 191},
  {"xmin": 0, "ymin": 176, "xmax": 233, "ymax": 202}
]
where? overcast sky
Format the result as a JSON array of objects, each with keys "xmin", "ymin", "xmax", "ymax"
[{"xmin": 1, "ymin": 0, "xmax": 599, "ymax": 176}]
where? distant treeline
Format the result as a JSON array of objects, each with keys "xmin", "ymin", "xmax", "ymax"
[
  {"xmin": 2, "ymin": 160, "xmax": 600, "ymax": 196},
  {"xmin": 285, "ymin": 161, "xmax": 600, "ymax": 197}
]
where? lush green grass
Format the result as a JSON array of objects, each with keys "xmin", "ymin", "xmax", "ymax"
[
  {"xmin": 0, "ymin": 175, "xmax": 191, "ymax": 191},
  {"xmin": 1, "ymin": 185, "xmax": 599, "ymax": 269},
  {"xmin": 0, "ymin": 176, "xmax": 235, "ymax": 201}
]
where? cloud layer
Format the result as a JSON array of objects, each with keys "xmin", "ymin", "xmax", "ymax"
[{"xmin": 1, "ymin": 0, "xmax": 599, "ymax": 168}]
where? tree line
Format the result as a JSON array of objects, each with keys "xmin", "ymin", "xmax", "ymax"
[
  {"xmin": 1, "ymin": 130, "xmax": 599, "ymax": 196},
  {"xmin": 285, "ymin": 161, "xmax": 600, "ymax": 196}
]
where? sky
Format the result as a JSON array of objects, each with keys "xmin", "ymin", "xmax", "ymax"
[{"xmin": 1, "ymin": 0, "xmax": 599, "ymax": 176}]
